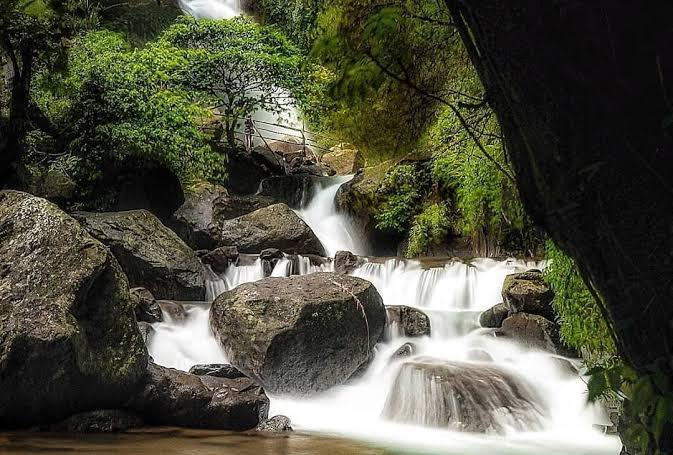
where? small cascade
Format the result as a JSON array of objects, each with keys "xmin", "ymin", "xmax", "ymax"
[
  {"xmin": 147, "ymin": 302, "xmax": 227, "ymax": 371},
  {"xmin": 381, "ymin": 358, "xmax": 548, "ymax": 433},
  {"xmin": 177, "ymin": 0, "xmax": 240, "ymax": 19},
  {"xmin": 295, "ymin": 176, "xmax": 367, "ymax": 257}
]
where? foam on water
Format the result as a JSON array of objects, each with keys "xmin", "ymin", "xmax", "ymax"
[
  {"xmin": 146, "ymin": 174, "xmax": 619, "ymax": 454},
  {"xmin": 295, "ymin": 176, "xmax": 368, "ymax": 257}
]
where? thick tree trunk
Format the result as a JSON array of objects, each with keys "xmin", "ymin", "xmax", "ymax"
[
  {"xmin": 445, "ymin": 3, "xmax": 673, "ymax": 450},
  {"xmin": 445, "ymin": 0, "xmax": 673, "ymax": 374}
]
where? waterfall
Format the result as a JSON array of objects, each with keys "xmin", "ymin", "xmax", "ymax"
[
  {"xmin": 145, "ymin": 173, "xmax": 619, "ymax": 454},
  {"xmin": 295, "ymin": 176, "xmax": 368, "ymax": 257},
  {"xmin": 177, "ymin": 0, "xmax": 240, "ymax": 19}
]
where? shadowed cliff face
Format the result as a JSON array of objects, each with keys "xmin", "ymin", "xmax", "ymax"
[
  {"xmin": 444, "ymin": 3, "xmax": 673, "ymax": 450},
  {"xmin": 444, "ymin": 1, "xmax": 673, "ymax": 372}
]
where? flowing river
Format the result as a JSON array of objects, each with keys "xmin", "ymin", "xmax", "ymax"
[{"xmin": 142, "ymin": 175, "xmax": 621, "ymax": 455}]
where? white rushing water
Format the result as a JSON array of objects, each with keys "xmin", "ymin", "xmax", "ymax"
[
  {"xmin": 147, "ymin": 175, "xmax": 620, "ymax": 453},
  {"xmin": 295, "ymin": 176, "xmax": 368, "ymax": 257},
  {"xmin": 177, "ymin": 0, "xmax": 240, "ymax": 19}
]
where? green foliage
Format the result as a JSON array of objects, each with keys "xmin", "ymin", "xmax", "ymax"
[
  {"xmin": 406, "ymin": 202, "xmax": 451, "ymax": 257},
  {"xmin": 374, "ymin": 164, "xmax": 424, "ymax": 233},
  {"xmin": 586, "ymin": 364, "xmax": 673, "ymax": 454},
  {"xmin": 36, "ymin": 29, "xmax": 223, "ymax": 184},
  {"xmin": 543, "ymin": 241, "xmax": 617, "ymax": 365},
  {"xmin": 158, "ymin": 16, "xmax": 315, "ymax": 146},
  {"xmin": 261, "ymin": 0, "xmax": 325, "ymax": 50},
  {"xmin": 428, "ymin": 107, "xmax": 534, "ymax": 255},
  {"xmin": 309, "ymin": 0, "xmax": 464, "ymax": 160}
]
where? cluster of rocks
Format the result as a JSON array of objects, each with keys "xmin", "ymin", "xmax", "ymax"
[
  {"xmin": 480, "ymin": 270, "xmax": 574, "ymax": 356},
  {"xmin": 0, "ymin": 143, "xmax": 372, "ymax": 433}
]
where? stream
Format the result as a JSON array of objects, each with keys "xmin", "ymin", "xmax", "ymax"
[{"xmin": 143, "ymin": 175, "xmax": 621, "ymax": 454}]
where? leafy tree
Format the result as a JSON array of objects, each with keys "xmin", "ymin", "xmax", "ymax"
[
  {"xmin": 36, "ymin": 30, "xmax": 223, "ymax": 195},
  {"xmin": 158, "ymin": 17, "xmax": 310, "ymax": 147}
]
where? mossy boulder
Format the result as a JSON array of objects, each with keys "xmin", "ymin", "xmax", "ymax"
[
  {"xmin": 74, "ymin": 210, "xmax": 205, "ymax": 301},
  {"xmin": 0, "ymin": 191, "xmax": 148, "ymax": 428},
  {"xmin": 321, "ymin": 144, "xmax": 365, "ymax": 175},
  {"xmin": 210, "ymin": 273, "xmax": 385, "ymax": 395},
  {"xmin": 217, "ymin": 203, "xmax": 325, "ymax": 255},
  {"xmin": 502, "ymin": 271, "xmax": 555, "ymax": 320}
]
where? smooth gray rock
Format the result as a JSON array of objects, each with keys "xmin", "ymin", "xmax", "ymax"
[{"xmin": 210, "ymin": 273, "xmax": 385, "ymax": 395}]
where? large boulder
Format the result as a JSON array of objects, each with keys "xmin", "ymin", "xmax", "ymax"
[
  {"xmin": 226, "ymin": 148, "xmax": 282, "ymax": 195},
  {"xmin": 210, "ymin": 273, "xmax": 386, "ymax": 395},
  {"xmin": 130, "ymin": 363, "xmax": 269, "ymax": 430},
  {"xmin": 502, "ymin": 271, "xmax": 555, "ymax": 320},
  {"xmin": 496, "ymin": 313, "xmax": 572, "ymax": 356},
  {"xmin": 321, "ymin": 144, "xmax": 365, "ymax": 175},
  {"xmin": 385, "ymin": 306, "xmax": 431, "ymax": 338},
  {"xmin": 168, "ymin": 181, "xmax": 228, "ymax": 250},
  {"xmin": 382, "ymin": 358, "xmax": 547, "ymax": 433},
  {"xmin": 217, "ymin": 203, "xmax": 326, "ymax": 255},
  {"xmin": 0, "ymin": 191, "xmax": 148, "ymax": 428},
  {"xmin": 479, "ymin": 302, "xmax": 509, "ymax": 328},
  {"xmin": 74, "ymin": 210, "xmax": 205, "ymax": 301}
]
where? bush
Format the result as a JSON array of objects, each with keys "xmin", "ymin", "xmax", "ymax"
[
  {"xmin": 374, "ymin": 163, "xmax": 425, "ymax": 233},
  {"xmin": 544, "ymin": 241, "xmax": 617, "ymax": 366},
  {"xmin": 406, "ymin": 202, "xmax": 451, "ymax": 257}
]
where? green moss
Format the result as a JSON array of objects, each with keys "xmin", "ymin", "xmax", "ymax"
[{"xmin": 543, "ymin": 241, "xmax": 617, "ymax": 367}]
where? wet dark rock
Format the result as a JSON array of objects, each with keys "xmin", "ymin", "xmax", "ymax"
[
  {"xmin": 260, "ymin": 248, "xmax": 284, "ymax": 260},
  {"xmin": 226, "ymin": 148, "xmax": 282, "ymax": 195},
  {"xmin": 0, "ymin": 191, "xmax": 148, "ymax": 428},
  {"xmin": 496, "ymin": 313, "xmax": 573, "ymax": 356},
  {"xmin": 385, "ymin": 306, "xmax": 431, "ymax": 338},
  {"xmin": 502, "ymin": 271, "xmax": 555, "ymax": 321},
  {"xmin": 217, "ymin": 204, "xmax": 325, "ymax": 255},
  {"xmin": 212, "ymin": 194, "xmax": 276, "ymax": 223},
  {"xmin": 382, "ymin": 358, "xmax": 547, "ymax": 433},
  {"xmin": 131, "ymin": 287, "xmax": 162, "ymax": 323},
  {"xmin": 50, "ymin": 410, "xmax": 144, "ymax": 433},
  {"xmin": 288, "ymin": 157, "xmax": 335, "ymax": 177},
  {"xmin": 479, "ymin": 303, "xmax": 508, "ymax": 328},
  {"xmin": 390, "ymin": 343, "xmax": 416, "ymax": 360},
  {"xmin": 210, "ymin": 273, "xmax": 385, "ymax": 395},
  {"xmin": 157, "ymin": 300, "xmax": 187, "ymax": 323},
  {"xmin": 168, "ymin": 182, "xmax": 228, "ymax": 250},
  {"xmin": 258, "ymin": 175, "xmax": 317, "ymax": 208},
  {"xmin": 257, "ymin": 415, "xmax": 293, "ymax": 433},
  {"xmin": 137, "ymin": 322, "xmax": 155, "ymax": 344},
  {"xmin": 189, "ymin": 364, "xmax": 246, "ymax": 379},
  {"xmin": 129, "ymin": 363, "xmax": 269, "ymax": 430},
  {"xmin": 334, "ymin": 250, "xmax": 363, "ymax": 275},
  {"xmin": 74, "ymin": 210, "xmax": 205, "ymax": 301},
  {"xmin": 201, "ymin": 246, "xmax": 239, "ymax": 274}
]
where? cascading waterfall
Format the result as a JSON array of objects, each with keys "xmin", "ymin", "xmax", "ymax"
[
  {"xmin": 295, "ymin": 175, "xmax": 368, "ymax": 257},
  {"xmin": 177, "ymin": 0, "xmax": 240, "ymax": 19},
  {"xmin": 147, "ymin": 176, "xmax": 619, "ymax": 454}
]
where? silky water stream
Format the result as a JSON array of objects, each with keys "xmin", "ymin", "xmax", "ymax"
[{"xmin": 143, "ymin": 176, "xmax": 620, "ymax": 455}]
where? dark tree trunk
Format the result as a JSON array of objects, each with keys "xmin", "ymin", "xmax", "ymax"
[
  {"xmin": 444, "ymin": 1, "xmax": 673, "ymax": 450},
  {"xmin": 0, "ymin": 47, "xmax": 32, "ymax": 187}
]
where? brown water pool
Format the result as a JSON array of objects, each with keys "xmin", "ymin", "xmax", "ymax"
[{"xmin": 0, "ymin": 428, "xmax": 397, "ymax": 455}]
